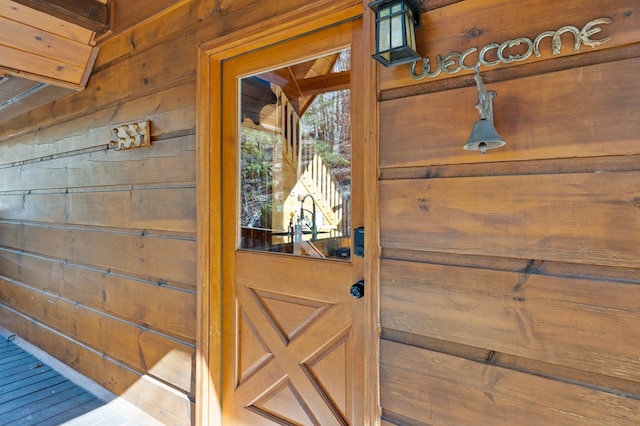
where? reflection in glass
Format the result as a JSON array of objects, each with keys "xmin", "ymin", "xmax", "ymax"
[{"xmin": 239, "ymin": 48, "xmax": 352, "ymax": 260}]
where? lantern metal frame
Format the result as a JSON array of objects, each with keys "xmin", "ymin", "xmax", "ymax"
[{"xmin": 368, "ymin": 0, "xmax": 422, "ymax": 67}]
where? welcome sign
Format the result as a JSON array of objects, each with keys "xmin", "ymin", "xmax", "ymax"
[{"xmin": 410, "ymin": 18, "xmax": 612, "ymax": 80}]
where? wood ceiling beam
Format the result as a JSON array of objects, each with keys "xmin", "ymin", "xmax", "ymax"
[
  {"xmin": 296, "ymin": 70, "xmax": 351, "ymax": 97},
  {"xmin": 11, "ymin": 0, "xmax": 110, "ymax": 34}
]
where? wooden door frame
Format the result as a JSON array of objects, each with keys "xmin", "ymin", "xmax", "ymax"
[{"xmin": 195, "ymin": 1, "xmax": 380, "ymax": 425}]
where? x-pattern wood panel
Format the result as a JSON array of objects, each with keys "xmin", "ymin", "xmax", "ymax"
[{"xmin": 234, "ymin": 283, "xmax": 352, "ymax": 425}]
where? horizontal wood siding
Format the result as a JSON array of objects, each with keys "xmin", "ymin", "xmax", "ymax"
[
  {"xmin": 0, "ymin": 306, "xmax": 191, "ymax": 424},
  {"xmin": 380, "ymin": 170, "xmax": 640, "ymax": 268},
  {"xmin": 381, "ymin": 340, "xmax": 640, "ymax": 425},
  {"xmin": 378, "ymin": 0, "xmax": 640, "ymax": 424},
  {"xmin": 379, "ymin": 0, "xmax": 639, "ymax": 91},
  {"xmin": 381, "ymin": 260, "xmax": 640, "ymax": 383},
  {"xmin": 0, "ymin": 0, "xmax": 365, "ymax": 424},
  {"xmin": 0, "ymin": 1, "xmax": 201, "ymax": 421},
  {"xmin": 380, "ymin": 58, "xmax": 640, "ymax": 167}
]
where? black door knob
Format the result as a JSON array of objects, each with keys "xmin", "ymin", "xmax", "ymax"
[{"xmin": 350, "ymin": 280, "xmax": 364, "ymax": 299}]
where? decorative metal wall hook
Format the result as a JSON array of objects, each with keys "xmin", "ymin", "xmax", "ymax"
[
  {"xmin": 463, "ymin": 66, "xmax": 506, "ymax": 155},
  {"xmin": 109, "ymin": 120, "xmax": 151, "ymax": 151}
]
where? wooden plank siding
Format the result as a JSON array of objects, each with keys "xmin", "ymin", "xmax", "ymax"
[
  {"xmin": 0, "ymin": 0, "xmax": 205, "ymax": 424},
  {"xmin": 380, "ymin": 170, "xmax": 640, "ymax": 269},
  {"xmin": 0, "ymin": 0, "xmax": 361, "ymax": 424},
  {"xmin": 378, "ymin": 0, "xmax": 640, "ymax": 425},
  {"xmin": 0, "ymin": 0, "xmax": 638, "ymax": 425},
  {"xmin": 1, "ymin": 307, "xmax": 191, "ymax": 424},
  {"xmin": 379, "ymin": 57, "xmax": 640, "ymax": 167},
  {"xmin": 380, "ymin": 0, "xmax": 639, "ymax": 92},
  {"xmin": 380, "ymin": 340, "xmax": 640, "ymax": 426},
  {"xmin": 0, "ymin": 0, "xmax": 100, "ymax": 89},
  {"xmin": 0, "ymin": 249, "xmax": 195, "ymax": 341},
  {"xmin": 381, "ymin": 260, "xmax": 640, "ymax": 386}
]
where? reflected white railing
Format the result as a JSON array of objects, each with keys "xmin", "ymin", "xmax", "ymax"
[
  {"xmin": 275, "ymin": 87, "xmax": 349, "ymax": 237},
  {"xmin": 276, "ymin": 86, "xmax": 300, "ymax": 171},
  {"xmin": 299, "ymin": 154, "xmax": 348, "ymax": 236}
]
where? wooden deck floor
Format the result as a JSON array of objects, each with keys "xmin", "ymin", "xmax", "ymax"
[{"xmin": 0, "ymin": 332, "xmax": 162, "ymax": 425}]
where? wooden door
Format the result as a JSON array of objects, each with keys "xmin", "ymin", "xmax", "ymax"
[{"xmin": 221, "ymin": 20, "xmax": 365, "ymax": 425}]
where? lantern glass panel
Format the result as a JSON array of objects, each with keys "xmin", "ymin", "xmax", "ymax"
[
  {"xmin": 406, "ymin": 9, "xmax": 416, "ymax": 51},
  {"xmin": 378, "ymin": 6, "xmax": 391, "ymax": 55},
  {"xmin": 390, "ymin": 3, "xmax": 404, "ymax": 49}
]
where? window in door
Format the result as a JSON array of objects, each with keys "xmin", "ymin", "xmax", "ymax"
[{"xmin": 239, "ymin": 48, "xmax": 352, "ymax": 260}]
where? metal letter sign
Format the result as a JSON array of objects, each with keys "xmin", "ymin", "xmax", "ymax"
[{"xmin": 410, "ymin": 18, "xmax": 612, "ymax": 80}]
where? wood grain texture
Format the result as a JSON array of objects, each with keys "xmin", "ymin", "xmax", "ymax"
[
  {"xmin": 0, "ymin": 305, "xmax": 192, "ymax": 425},
  {"xmin": 0, "ymin": 186, "xmax": 196, "ymax": 233},
  {"xmin": 9, "ymin": 0, "xmax": 110, "ymax": 33},
  {"xmin": 0, "ymin": 80, "xmax": 74, "ymax": 125},
  {"xmin": 0, "ymin": 0, "xmax": 94, "ymax": 44},
  {"xmin": 0, "ymin": 0, "xmax": 99, "ymax": 88},
  {"xmin": 379, "ymin": 0, "xmax": 639, "ymax": 91},
  {"xmin": 0, "ymin": 33, "xmax": 197, "ymax": 139},
  {"xmin": 0, "ymin": 221, "xmax": 196, "ymax": 287},
  {"xmin": 218, "ymin": 17, "xmax": 366, "ymax": 424},
  {"xmin": 0, "ymin": 248, "xmax": 196, "ymax": 342},
  {"xmin": 0, "ymin": 45, "xmax": 89, "ymax": 86},
  {"xmin": 0, "ymin": 1, "xmax": 362, "ymax": 425},
  {"xmin": 381, "ymin": 259, "xmax": 640, "ymax": 382},
  {"xmin": 380, "ymin": 171, "xmax": 640, "ymax": 268},
  {"xmin": 380, "ymin": 43, "xmax": 640, "ymax": 103},
  {"xmin": 380, "ymin": 57, "xmax": 640, "ymax": 168},
  {"xmin": 0, "ymin": 79, "xmax": 195, "ymax": 154},
  {"xmin": 1, "ymin": 0, "xmax": 356, "ymax": 138},
  {"xmin": 96, "ymin": 0, "xmax": 216, "ymax": 68},
  {"xmin": 113, "ymin": 0, "xmax": 198, "ymax": 35},
  {"xmin": 0, "ymin": 337, "xmax": 110, "ymax": 426},
  {"xmin": 0, "ymin": 15, "xmax": 94, "ymax": 67},
  {"xmin": 381, "ymin": 340, "xmax": 640, "ymax": 425},
  {"xmin": 0, "ymin": 277, "xmax": 194, "ymax": 392},
  {"xmin": 377, "ymin": 2, "xmax": 640, "ymax": 423},
  {"xmin": 0, "ymin": 136, "xmax": 196, "ymax": 193},
  {"xmin": 1, "ymin": 0, "xmax": 637, "ymax": 424}
]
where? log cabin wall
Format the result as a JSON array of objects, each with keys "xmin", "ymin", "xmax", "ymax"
[
  {"xmin": 0, "ymin": 0, "xmax": 358, "ymax": 424},
  {"xmin": 378, "ymin": 0, "xmax": 640, "ymax": 425},
  {"xmin": 1, "ymin": 0, "xmax": 640, "ymax": 424},
  {"xmin": 0, "ymin": 1, "xmax": 200, "ymax": 424}
]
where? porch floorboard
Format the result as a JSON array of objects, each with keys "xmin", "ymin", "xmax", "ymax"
[{"xmin": 0, "ymin": 330, "xmax": 162, "ymax": 425}]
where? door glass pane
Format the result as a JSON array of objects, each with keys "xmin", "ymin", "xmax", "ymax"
[{"xmin": 239, "ymin": 48, "xmax": 352, "ymax": 260}]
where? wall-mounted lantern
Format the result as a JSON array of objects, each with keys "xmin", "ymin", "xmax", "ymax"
[
  {"xmin": 368, "ymin": 0, "xmax": 422, "ymax": 67},
  {"xmin": 463, "ymin": 67, "xmax": 506, "ymax": 155}
]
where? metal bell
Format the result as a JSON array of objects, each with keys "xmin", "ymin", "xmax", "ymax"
[
  {"xmin": 463, "ymin": 119, "xmax": 506, "ymax": 155},
  {"xmin": 464, "ymin": 66, "xmax": 506, "ymax": 155}
]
